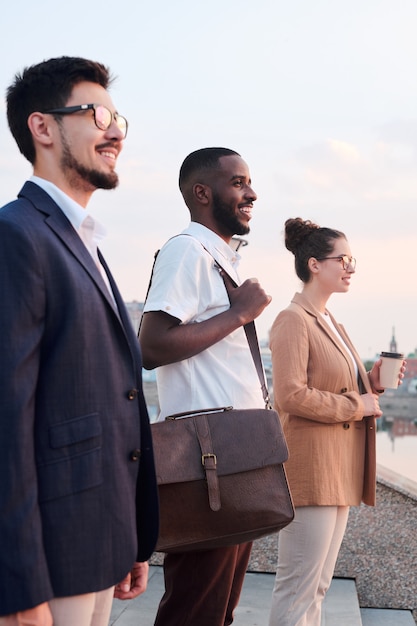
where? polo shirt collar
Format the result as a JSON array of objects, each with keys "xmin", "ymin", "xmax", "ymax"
[{"xmin": 183, "ymin": 222, "xmax": 241, "ymax": 271}]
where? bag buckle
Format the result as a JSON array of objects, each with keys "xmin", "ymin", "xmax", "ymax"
[{"xmin": 202, "ymin": 452, "xmax": 217, "ymax": 467}]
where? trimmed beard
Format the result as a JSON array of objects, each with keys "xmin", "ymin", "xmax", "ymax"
[
  {"xmin": 212, "ymin": 191, "xmax": 250, "ymax": 237},
  {"xmin": 60, "ymin": 129, "xmax": 119, "ymax": 191}
]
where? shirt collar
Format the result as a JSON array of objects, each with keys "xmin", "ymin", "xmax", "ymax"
[
  {"xmin": 182, "ymin": 222, "xmax": 241, "ymax": 270},
  {"xmin": 30, "ymin": 176, "xmax": 107, "ymax": 240}
]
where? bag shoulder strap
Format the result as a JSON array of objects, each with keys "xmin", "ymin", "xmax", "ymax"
[
  {"xmin": 214, "ymin": 263, "xmax": 271, "ymax": 409},
  {"xmin": 138, "ymin": 248, "xmax": 160, "ymax": 336}
]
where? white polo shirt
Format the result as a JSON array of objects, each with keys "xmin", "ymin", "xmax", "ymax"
[{"xmin": 144, "ymin": 223, "xmax": 264, "ymax": 420}]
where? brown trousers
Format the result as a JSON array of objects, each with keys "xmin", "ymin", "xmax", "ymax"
[{"xmin": 154, "ymin": 542, "xmax": 252, "ymax": 626}]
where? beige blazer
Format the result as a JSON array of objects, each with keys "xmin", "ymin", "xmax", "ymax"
[{"xmin": 269, "ymin": 292, "xmax": 376, "ymax": 507}]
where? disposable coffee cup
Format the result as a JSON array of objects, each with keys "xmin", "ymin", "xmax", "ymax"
[{"xmin": 379, "ymin": 351, "xmax": 404, "ymax": 389}]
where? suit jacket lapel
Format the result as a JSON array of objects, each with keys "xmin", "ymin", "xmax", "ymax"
[
  {"xmin": 97, "ymin": 249, "xmax": 135, "ymax": 338},
  {"xmin": 20, "ymin": 181, "xmax": 122, "ymax": 320},
  {"xmin": 52, "ymin": 216, "xmax": 120, "ymax": 311},
  {"xmin": 97, "ymin": 250, "xmax": 143, "ymax": 372}
]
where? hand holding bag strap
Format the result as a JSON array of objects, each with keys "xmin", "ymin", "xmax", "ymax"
[
  {"xmin": 139, "ymin": 237, "xmax": 271, "ymax": 408},
  {"xmin": 215, "ymin": 264, "xmax": 272, "ymax": 409}
]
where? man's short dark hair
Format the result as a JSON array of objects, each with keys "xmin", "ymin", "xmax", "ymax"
[
  {"xmin": 179, "ymin": 147, "xmax": 240, "ymax": 194},
  {"xmin": 6, "ymin": 56, "xmax": 113, "ymax": 164}
]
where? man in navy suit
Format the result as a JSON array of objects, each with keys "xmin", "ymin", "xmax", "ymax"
[{"xmin": 0, "ymin": 57, "xmax": 158, "ymax": 626}]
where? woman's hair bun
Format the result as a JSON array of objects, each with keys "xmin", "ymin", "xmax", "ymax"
[{"xmin": 284, "ymin": 217, "xmax": 320, "ymax": 254}]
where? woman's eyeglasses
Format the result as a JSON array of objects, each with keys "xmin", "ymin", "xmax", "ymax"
[
  {"xmin": 43, "ymin": 103, "xmax": 128, "ymax": 138},
  {"xmin": 316, "ymin": 255, "xmax": 356, "ymax": 271}
]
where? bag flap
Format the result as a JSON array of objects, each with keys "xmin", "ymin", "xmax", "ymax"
[{"xmin": 151, "ymin": 408, "xmax": 288, "ymax": 486}]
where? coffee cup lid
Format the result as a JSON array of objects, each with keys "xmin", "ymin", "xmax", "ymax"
[{"xmin": 380, "ymin": 351, "xmax": 404, "ymax": 359}]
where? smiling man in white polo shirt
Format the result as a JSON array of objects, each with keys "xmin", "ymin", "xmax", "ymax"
[{"xmin": 139, "ymin": 147, "xmax": 272, "ymax": 626}]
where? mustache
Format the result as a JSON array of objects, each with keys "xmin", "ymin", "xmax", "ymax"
[{"xmin": 96, "ymin": 140, "xmax": 121, "ymax": 151}]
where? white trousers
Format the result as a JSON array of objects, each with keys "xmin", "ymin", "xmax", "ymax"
[
  {"xmin": 0, "ymin": 588, "xmax": 114, "ymax": 626},
  {"xmin": 49, "ymin": 588, "xmax": 114, "ymax": 626},
  {"xmin": 268, "ymin": 505, "xmax": 349, "ymax": 626}
]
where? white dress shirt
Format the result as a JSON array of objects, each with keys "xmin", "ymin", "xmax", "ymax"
[{"xmin": 30, "ymin": 176, "xmax": 114, "ymax": 297}]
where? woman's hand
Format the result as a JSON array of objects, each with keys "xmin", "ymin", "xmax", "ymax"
[
  {"xmin": 368, "ymin": 357, "xmax": 407, "ymax": 392},
  {"xmin": 361, "ymin": 393, "xmax": 383, "ymax": 417}
]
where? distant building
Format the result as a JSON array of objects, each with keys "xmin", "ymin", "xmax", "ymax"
[
  {"xmin": 408, "ymin": 378, "xmax": 417, "ymax": 394},
  {"xmin": 405, "ymin": 360, "xmax": 417, "ymax": 380},
  {"xmin": 385, "ymin": 327, "xmax": 417, "ymax": 380},
  {"xmin": 390, "ymin": 326, "xmax": 398, "ymax": 353},
  {"xmin": 125, "ymin": 300, "xmax": 144, "ymax": 334}
]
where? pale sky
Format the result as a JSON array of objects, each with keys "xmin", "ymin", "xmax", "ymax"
[{"xmin": 1, "ymin": 0, "xmax": 417, "ymax": 359}]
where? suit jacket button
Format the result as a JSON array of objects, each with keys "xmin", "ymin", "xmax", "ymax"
[
  {"xmin": 127, "ymin": 389, "xmax": 137, "ymax": 400},
  {"xmin": 130, "ymin": 449, "xmax": 141, "ymax": 461},
  {"xmin": 343, "ymin": 423, "xmax": 350, "ymax": 430}
]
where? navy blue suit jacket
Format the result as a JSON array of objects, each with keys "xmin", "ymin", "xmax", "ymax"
[{"xmin": 0, "ymin": 182, "xmax": 159, "ymax": 615}]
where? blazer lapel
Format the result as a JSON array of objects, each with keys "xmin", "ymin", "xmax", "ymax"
[
  {"xmin": 333, "ymin": 320, "xmax": 371, "ymax": 393},
  {"xmin": 20, "ymin": 181, "xmax": 121, "ymax": 320},
  {"xmin": 320, "ymin": 310, "xmax": 370, "ymax": 393},
  {"xmin": 317, "ymin": 314, "xmax": 358, "ymax": 378},
  {"xmin": 97, "ymin": 250, "xmax": 143, "ymax": 370},
  {"xmin": 48, "ymin": 212, "xmax": 123, "ymax": 316},
  {"xmin": 293, "ymin": 292, "xmax": 367, "ymax": 391},
  {"xmin": 97, "ymin": 250, "xmax": 136, "ymax": 339}
]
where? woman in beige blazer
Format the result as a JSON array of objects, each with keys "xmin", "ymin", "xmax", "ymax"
[{"xmin": 268, "ymin": 218, "xmax": 388, "ymax": 626}]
